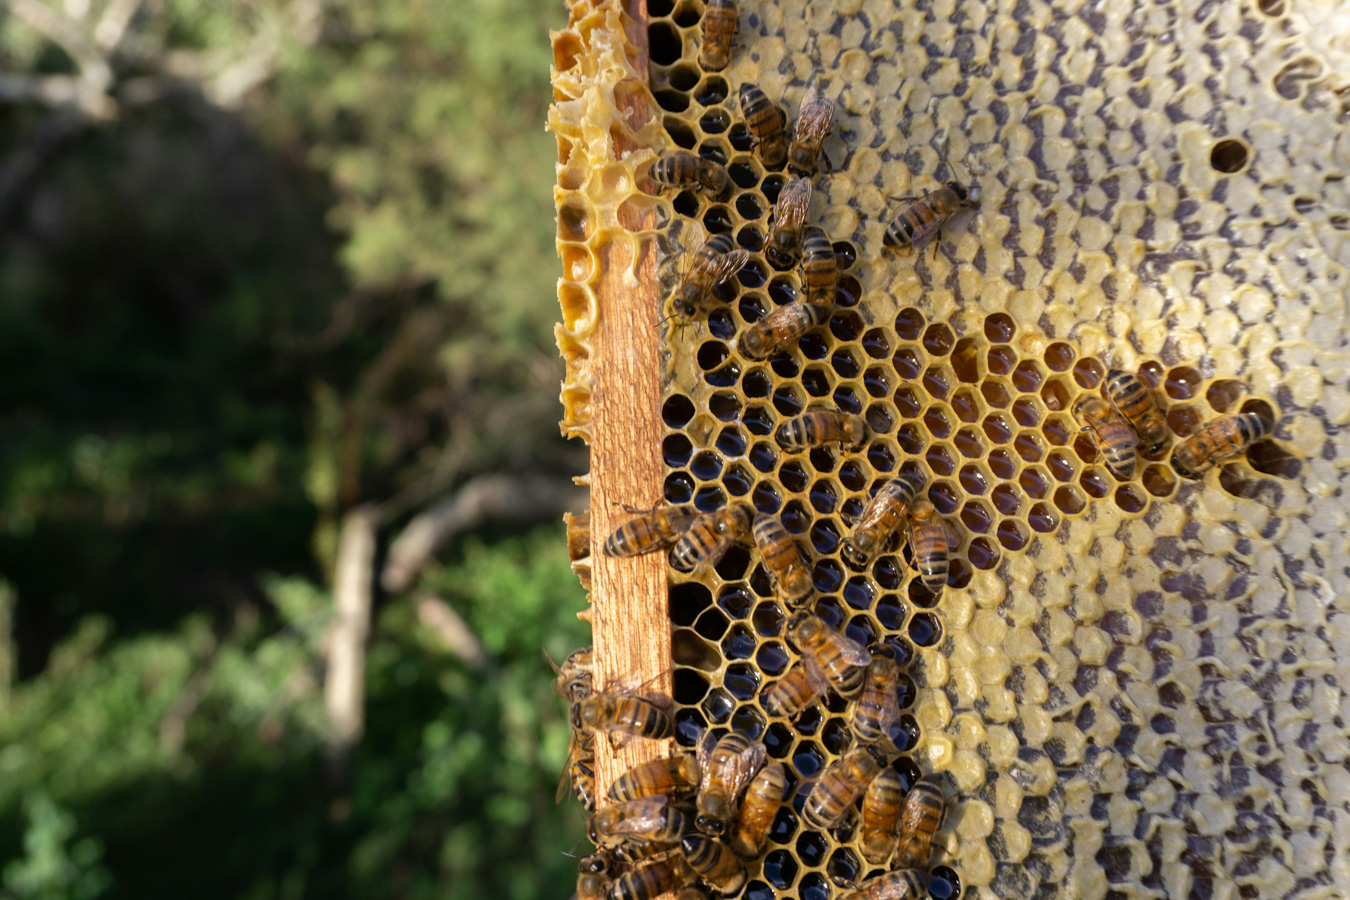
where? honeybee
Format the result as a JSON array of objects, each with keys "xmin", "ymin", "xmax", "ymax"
[
  {"xmin": 751, "ymin": 513, "xmax": 813, "ymax": 608},
  {"xmin": 558, "ymin": 732, "xmax": 597, "ymax": 806},
  {"xmin": 788, "ymin": 613, "xmax": 872, "ymax": 699},
  {"xmin": 801, "ymin": 744, "xmax": 889, "ymax": 830},
  {"xmin": 761, "ymin": 616, "xmax": 870, "ymax": 717},
  {"xmin": 589, "ymin": 796, "xmax": 690, "ymax": 848},
  {"xmin": 698, "ymin": 0, "xmax": 738, "ymax": 71},
  {"xmin": 735, "ymin": 299, "xmax": 830, "ymax": 360},
  {"xmin": 577, "ymin": 867, "xmax": 609, "ymax": 900},
  {"xmin": 728, "ymin": 761, "xmax": 787, "ymax": 858},
  {"xmin": 548, "ymin": 645, "xmax": 595, "ymax": 702},
  {"xmin": 608, "ymin": 753, "xmax": 701, "ymax": 803},
  {"xmin": 800, "ymin": 225, "xmax": 838, "ymax": 306},
  {"xmin": 675, "ymin": 888, "xmax": 711, "ymax": 900},
  {"xmin": 650, "ymin": 152, "xmax": 732, "ymax": 198},
  {"xmin": 851, "ymin": 651, "xmax": 902, "ymax": 747},
  {"xmin": 572, "ymin": 690, "xmax": 674, "ymax": 745},
  {"xmin": 670, "ymin": 502, "xmax": 752, "ymax": 575},
  {"xmin": 860, "ymin": 767, "xmax": 903, "ymax": 865},
  {"xmin": 738, "ymin": 83, "xmax": 788, "ymax": 169},
  {"xmin": 766, "ymin": 176, "xmax": 813, "ymax": 268},
  {"xmin": 606, "ymin": 855, "xmax": 698, "ymax": 900},
  {"xmin": 604, "ymin": 503, "xmax": 697, "ymax": 558},
  {"xmin": 670, "ymin": 235, "xmax": 750, "ymax": 320},
  {"xmin": 883, "ymin": 182, "xmax": 979, "ymax": 257},
  {"xmin": 695, "ymin": 731, "xmax": 767, "ymax": 836},
  {"xmin": 836, "ymin": 869, "xmax": 929, "ymax": 900},
  {"xmin": 1171, "ymin": 412, "xmax": 1274, "ymax": 479},
  {"xmin": 775, "ymin": 408, "xmax": 867, "ymax": 452},
  {"xmin": 1073, "ymin": 396, "xmax": 1139, "ymax": 480},
  {"xmin": 907, "ymin": 500, "xmax": 956, "ymax": 593},
  {"xmin": 893, "ymin": 774, "xmax": 946, "ymax": 869},
  {"xmin": 680, "ymin": 836, "xmax": 747, "ymax": 895},
  {"xmin": 1104, "ymin": 368, "xmax": 1170, "ymax": 455},
  {"xmin": 841, "ymin": 472, "xmax": 926, "ymax": 568},
  {"xmin": 788, "ymin": 83, "xmax": 834, "ymax": 178}
]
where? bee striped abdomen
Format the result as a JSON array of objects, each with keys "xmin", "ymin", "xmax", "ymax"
[
  {"xmin": 802, "ymin": 745, "xmax": 886, "ymax": 830},
  {"xmin": 775, "ymin": 409, "xmax": 867, "ymax": 452},
  {"xmin": 851, "ymin": 654, "xmax": 900, "ymax": 746},
  {"xmin": 608, "ymin": 753, "xmax": 701, "ymax": 802},
  {"xmin": 1104, "ymin": 368, "xmax": 1170, "ymax": 455},
  {"xmin": 728, "ymin": 761, "xmax": 787, "ymax": 859},
  {"xmin": 860, "ymin": 767, "xmax": 903, "ymax": 865},
  {"xmin": 603, "ymin": 504, "xmax": 694, "ymax": 557},
  {"xmin": 893, "ymin": 774, "xmax": 945, "ymax": 869},
  {"xmin": 760, "ymin": 662, "xmax": 826, "ymax": 718},
  {"xmin": 1171, "ymin": 412, "xmax": 1273, "ymax": 478},
  {"xmin": 911, "ymin": 521, "xmax": 950, "ymax": 590},
  {"xmin": 736, "ymin": 300, "xmax": 829, "ymax": 360},
  {"xmin": 800, "ymin": 226, "xmax": 838, "ymax": 305},
  {"xmin": 739, "ymin": 83, "xmax": 787, "ymax": 169},
  {"xmin": 840, "ymin": 869, "xmax": 928, "ymax": 900},
  {"xmin": 670, "ymin": 503, "xmax": 751, "ymax": 574},
  {"xmin": 841, "ymin": 471, "xmax": 926, "ymax": 568},
  {"xmin": 698, "ymin": 0, "xmax": 738, "ymax": 71},
  {"xmin": 680, "ymin": 836, "xmax": 747, "ymax": 895},
  {"xmin": 751, "ymin": 513, "xmax": 813, "ymax": 607}
]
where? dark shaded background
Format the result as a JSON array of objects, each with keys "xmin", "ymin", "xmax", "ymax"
[{"xmin": 0, "ymin": 2, "xmax": 587, "ymax": 897}]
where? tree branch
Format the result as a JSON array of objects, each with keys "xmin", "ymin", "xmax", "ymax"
[
  {"xmin": 381, "ymin": 474, "xmax": 589, "ymax": 593},
  {"xmin": 415, "ymin": 594, "xmax": 490, "ymax": 671},
  {"xmin": 324, "ymin": 505, "xmax": 378, "ymax": 778}
]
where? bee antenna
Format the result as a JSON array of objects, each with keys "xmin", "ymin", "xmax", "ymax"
[{"xmin": 542, "ymin": 648, "xmax": 563, "ymax": 674}]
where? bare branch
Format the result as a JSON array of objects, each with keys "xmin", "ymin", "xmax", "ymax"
[
  {"xmin": 381, "ymin": 474, "xmax": 589, "ymax": 593},
  {"xmin": 415, "ymin": 594, "xmax": 490, "ymax": 671},
  {"xmin": 93, "ymin": 0, "xmax": 146, "ymax": 52},
  {"xmin": 9, "ymin": 0, "xmax": 112, "ymax": 91},
  {"xmin": 324, "ymin": 505, "xmax": 378, "ymax": 777}
]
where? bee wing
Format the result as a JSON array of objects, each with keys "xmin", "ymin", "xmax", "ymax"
[
  {"xmin": 611, "ymin": 795, "xmax": 671, "ymax": 836},
  {"xmin": 801, "ymin": 654, "xmax": 833, "ymax": 696},
  {"xmin": 835, "ymin": 632, "xmax": 874, "ymax": 667},
  {"xmin": 777, "ymin": 181, "xmax": 812, "ymax": 228},
  {"xmin": 557, "ymin": 732, "xmax": 589, "ymax": 804},
  {"xmin": 795, "ymin": 102, "xmax": 833, "ymax": 141},
  {"xmin": 709, "ymin": 249, "xmax": 751, "ymax": 287},
  {"xmin": 721, "ymin": 741, "xmax": 767, "ymax": 803},
  {"xmin": 698, "ymin": 729, "xmax": 718, "ymax": 792}
]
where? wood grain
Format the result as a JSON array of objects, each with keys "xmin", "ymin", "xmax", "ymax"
[{"xmin": 587, "ymin": 0, "xmax": 674, "ymax": 806}]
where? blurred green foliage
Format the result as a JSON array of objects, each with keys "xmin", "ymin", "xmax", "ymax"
[{"xmin": 0, "ymin": 0, "xmax": 588, "ymax": 897}]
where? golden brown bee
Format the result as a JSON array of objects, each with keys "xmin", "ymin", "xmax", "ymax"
[
  {"xmin": 759, "ymin": 655, "xmax": 830, "ymax": 719},
  {"xmin": 548, "ymin": 645, "xmax": 595, "ymax": 702},
  {"xmin": 841, "ymin": 471, "xmax": 926, "ymax": 568},
  {"xmin": 788, "ymin": 83, "xmax": 834, "ymax": 178},
  {"xmin": 907, "ymin": 500, "xmax": 955, "ymax": 593},
  {"xmin": 837, "ymin": 869, "xmax": 929, "ymax": 900},
  {"xmin": 893, "ymin": 774, "xmax": 946, "ymax": 869},
  {"xmin": 1104, "ymin": 368, "xmax": 1170, "ymax": 455},
  {"xmin": 603, "ymin": 503, "xmax": 697, "ymax": 558},
  {"xmin": 735, "ymin": 299, "xmax": 830, "ymax": 361},
  {"xmin": 1171, "ymin": 412, "xmax": 1274, "ymax": 479},
  {"xmin": 674, "ymin": 888, "xmax": 711, "ymax": 900},
  {"xmin": 788, "ymin": 613, "xmax": 872, "ymax": 699},
  {"xmin": 751, "ymin": 513, "xmax": 813, "ymax": 608},
  {"xmin": 860, "ymin": 767, "xmax": 903, "ymax": 865},
  {"xmin": 608, "ymin": 753, "xmax": 701, "ymax": 803},
  {"xmin": 588, "ymin": 796, "xmax": 690, "ymax": 848},
  {"xmin": 775, "ymin": 408, "xmax": 867, "ymax": 452},
  {"xmin": 670, "ymin": 502, "xmax": 752, "ymax": 575},
  {"xmin": 670, "ymin": 234, "xmax": 750, "ymax": 320},
  {"xmin": 695, "ymin": 731, "xmax": 767, "ymax": 836},
  {"xmin": 728, "ymin": 761, "xmax": 787, "ymax": 858},
  {"xmin": 558, "ymin": 732, "xmax": 597, "ymax": 806},
  {"xmin": 577, "ymin": 868, "xmax": 609, "ymax": 900},
  {"xmin": 698, "ymin": 0, "xmax": 738, "ymax": 71},
  {"xmin": 738, "ymin": 83, "xmax": 788, "ymax": 169},
  {"xmin": 1073, "ymin": 395, "xmax": 1139, "ymax": 480},
  {"xmin": 680, "ymin": 835, "xmax": 747, "ymax": 895},
  {"xmin": 572, "ymin": 690, "xmax": 674, "ymax": 744},
  {"xmin": 650, "ymin": 152, "xmax": 732, "ymax": 198},
  {"xmin": 801, "ymin": 744, "xmax": 889, "ymax": 830},
  {"xmin": 766, "ymin": 176, "xmax": 813, "ymax": 268},
  {"xmin": 883, "ymin": 181, "xmax": 979, "ymax": 257},
  {"xmin": 799, "ymin": 225, "xmax": 838, "ymax": 306},
  {"xmin": 851, "ymin": 652, "xmax": 902, "ymax": 747},
  {"xmin": 606, "ymin": 855, "xmax": 698, "ymax": 900}
]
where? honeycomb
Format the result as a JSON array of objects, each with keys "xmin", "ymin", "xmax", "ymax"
[{"xmin": 552, "ymin": 0, "xmax": 1350, "ymax": 898}]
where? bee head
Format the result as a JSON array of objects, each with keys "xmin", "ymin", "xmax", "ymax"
[
  {"xmin": 840, "ymin": 537, "xmax": 868, "ymax": 568},
  {"xmin": 694, "ymin": 814, "xmax": 725, "ymax": 836}
]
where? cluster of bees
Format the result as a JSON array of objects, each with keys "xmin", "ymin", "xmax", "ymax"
[
  {"xmin": 551, "ymin": 1, "xmax": 1283, "ymax": 898},
  {"xmin": 552, "ymin": 633, "xmax": 946, "ymax": 900}
]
